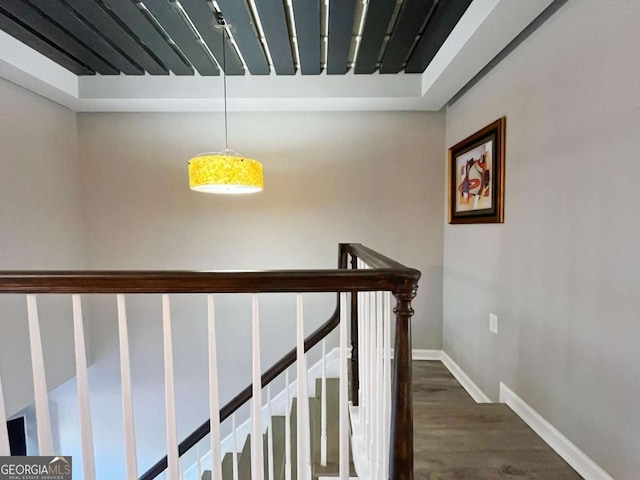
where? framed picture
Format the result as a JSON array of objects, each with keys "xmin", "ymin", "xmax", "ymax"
[{"xmin": 448, "ymin": 117, "xmax": 506, "ymax": 224}]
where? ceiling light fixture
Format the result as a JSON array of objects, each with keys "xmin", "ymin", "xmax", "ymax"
[{"xmin": 188, "ymin": 17, "xmax": 263, "ymax": 194}]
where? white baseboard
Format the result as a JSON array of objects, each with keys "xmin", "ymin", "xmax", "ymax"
[
  {"xmin": 318, "ymin": 477, "xmax": 358, "ymax": 480},
  {"xmin": 411, "ymin": 349, "xmax": 443, "ymax": 360},
  {"xmin": 500, "ymin": 383, "xmax": 614, "ymax": 480},
  {"xmin": 389, "ymin": 348, "xmax": 442, "ymax": 360},
  {"xmin": 440, "ymin": 352, "xmax": 492, "ymax": 403}
]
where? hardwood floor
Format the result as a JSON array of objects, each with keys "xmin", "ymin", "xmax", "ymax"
[{"xmin": 413, "ymin": 361, "xmax": 582, "ymax": 479}]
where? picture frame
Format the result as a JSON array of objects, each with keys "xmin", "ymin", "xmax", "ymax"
[{"xmin": 448, "ymin": 117, "xmax": 506, "ymax": 224}]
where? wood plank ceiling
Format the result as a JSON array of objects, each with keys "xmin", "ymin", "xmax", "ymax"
[{"xmin": 0, "ymin": 0, "xmax": 473, "ymax": 76}]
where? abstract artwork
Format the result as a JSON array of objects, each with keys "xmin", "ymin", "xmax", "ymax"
[{"xmin": 448, "ymin": 118, "xmax": 505, "ymax": 224}]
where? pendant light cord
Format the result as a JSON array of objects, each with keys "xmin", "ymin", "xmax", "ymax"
[{"xmin": 222, "ymin": 26, "xmax": 228, "ymax": 151}]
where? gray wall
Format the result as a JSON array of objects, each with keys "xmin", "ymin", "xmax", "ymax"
[
  {"xmin": 76, "ymin": 110, "xmax": 445, "ymax": 349},
  {"xmin": 443, "ymin": 1, "xmax": 640, "ymax": 479},
  {"xmin": 45, "ymin": 110, "xmax": 444, "ymax": 477},
  {"xmin": 0, "ymin": 77, "xmax": 86, "ymax": 416}
]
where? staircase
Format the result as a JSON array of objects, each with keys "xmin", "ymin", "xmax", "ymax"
[
  {"xmin": 202, "ymin": 379, "xmax": 355, "ymax": 480},
  {"xmin": 0, "ymin": 244, "xmax": 420, "ymax": 480}
]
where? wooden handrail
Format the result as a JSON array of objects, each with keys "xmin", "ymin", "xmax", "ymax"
[
  {"xmin": 0, "ymin": 245, "xmax": 418, "ymax": 295},
  {"xmin": 342, "ymin": 243, "xmax": 410, "ymax": 270},
  {"xmin": 0, "ymin": 243, "xmax": 419, "ymax": 480},
  {"xmin": 0, "ymin": 268, "xmax": 419, "ymax": 294}
]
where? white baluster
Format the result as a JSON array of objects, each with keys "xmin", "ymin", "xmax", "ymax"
[
  {"xmin": 362, "ymin": 288, "xmax": 369, "ymax": 455},
  {"xmin": 0, "ymin": 375, "xmax": 10, "ymax": 455},
  {"xmin": 369, "ymin": 292, "xmax": 379, "ymax": 475},
  {"xmin": 296, "ymin": 293, "xmax": 311, "ymax": 480},
  {"xmin": 267, "ymin": 385, "xmax": 274, "ymax": 480},
  {"xmin": 356, "ymin": 261, "xmax": 365, "ymax": 417},
  {"xmin": 179, "ymin": 456, "xmax": 184, "ymax": 480},
  {"xmin": 207, "ymin": 295, "xmax": 223, "ymax": 480},
  {"xmin": 369, "ymin": 291, "xmax": 377, "ymax": 475},
  {"xmin": 117, "ymin": 294, "xmax": 138, "ymax": 480},
  {"xmin": 284, "ymin": 369, "xmax": 291, "ymax": 480},
  {"xmin": 368, "ymin": 289, "xmax": 374, "ymax": 458},
  {"xmin": 162, "ymin": 295, "xmax": 179, "ymax": 480},
  {"xmin": 383, "ymin": 292, "xmax": 392, "ymax": 479},
  {"xmin": 376, "ymin": 291, "xmax": 384, "ymax": 479},
  {"xmin": 72, "ymin": 295, "xmax": 96, "ymax": 480},
  {"xmin": 320, "ymin": 339, "xmax": 327, "ymax": 466},
  {"xmin": 357, "ymin": 291, "xmax": 363, "ymax": 409},
  {"xmin": 339, "ymin": 292, "xmax": 349, "ymax": 479},
  {"xmin": 251, "ymin": 295, "xmax": 264, "ymax": 480},
  {"xmin": 356, "ymin": 260, "xmax": 363, "ymax": 409},
  {"xmin": 196, "ymin": 443, "xmax": 202, "ymax": 480},
  {"xmin": 231, "ymin": 413, "xmax": 239, "ymax": 480},
  {"xmin": 26, "ymin": 295, "xmax": 53, "ymax": 456}
]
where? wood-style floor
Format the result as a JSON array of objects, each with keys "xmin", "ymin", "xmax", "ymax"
[{"xmin": 413, "ymin": 361, "xmax": 582, "ymax": 479}]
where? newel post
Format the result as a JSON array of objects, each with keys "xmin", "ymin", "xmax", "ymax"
[{"xmin": 389, "ymin": 283, "xmax": 417, "ymax": 480}]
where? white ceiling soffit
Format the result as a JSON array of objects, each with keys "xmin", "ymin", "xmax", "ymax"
[
  {"xmin": 0, "ymin": 29, "xmax": 79, "ymax": 108},
  {"xmin": 420, "ymin": 0, "xmax": 554, "ymax": 109},
  {"xmin": 0, "ymin": 0, "xmax": 554, "ymax": 112}
]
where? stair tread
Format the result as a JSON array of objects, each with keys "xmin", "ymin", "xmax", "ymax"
[
  {"xmin": 237, "ymin": 434, "xmax": 252, "ymax": 480},
  {"xmin": 204, "ymin": 378, "xmax": 355, "ymax": 480},
  {"xmin": 289, "ymin": 396, "xmax": 320, "ymax": 480},
  {"xmin": 268, "ymin": 416, "xmax": 286, "ymax": 480},
  {"xmin": 233, "ymin": 430, "xmax": 282, "ymax": 479},
  {"xmin": 222, "ymin": 452, "xmax": 234, "ymax": 480},
  {"xmin": 312, "ymin": 378, "xmax": 356, "ymax": 477},
  {"xmin": 202, "ymin": 452, "xmax": 235, "ymax": 480}
]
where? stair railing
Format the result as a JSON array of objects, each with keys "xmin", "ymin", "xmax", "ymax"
[{"xmin": 0, "ymin": 243, "xmax": 419, "ymax": 480}]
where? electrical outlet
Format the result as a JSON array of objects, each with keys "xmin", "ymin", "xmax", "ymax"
[{"xmin": 489, "ymin": 313, "xmax": 498, "ymax": 334}]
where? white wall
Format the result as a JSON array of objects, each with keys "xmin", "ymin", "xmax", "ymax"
[
  {"xmin": 46, "ymin": 110, "xmax": 444, "ymax": 477},
  {"xmin": 0, "ymin": 78, "xmax": 86, "ymax": 416},
  {"xmin": 443, "ymin": 1, "xmax": 640, "ymax": 478}
]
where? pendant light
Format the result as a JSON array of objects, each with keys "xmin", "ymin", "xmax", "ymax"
[{"xmin": 188, "ymin": 19, "xmax": 263, "ymax": 194}]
